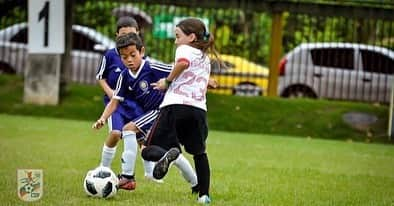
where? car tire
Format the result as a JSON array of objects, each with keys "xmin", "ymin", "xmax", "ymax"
[
  {"xmin": 282, "ymin": 85, "xmax": 317, "ymax": 99},
  {"xmin": 233, "ymin": 83, "xmax": 262, "ymax": 96},
  {"xmin": 0, "ymin": 62, "xmax": 16, "ymax": 74}
]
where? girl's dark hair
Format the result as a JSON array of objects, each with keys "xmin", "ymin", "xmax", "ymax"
[
  {"xmin": 176, "ymin": 18, "xmax": 223, "ymax": 68},
  {"xmin": 116, "ymin": 16, "xmax": 139, "ymax": 33},
  {"xmin": 176, "ymin": 18, "xmax": 214, "ymax": 53},
  {"xmin": 116, "ymin": 32, "xmax": 143, "ymax": 52}
]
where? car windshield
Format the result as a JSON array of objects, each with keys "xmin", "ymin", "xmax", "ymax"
[
  {"xmin": 72, "ymin": 25, "xmax": 114, "ymax": 48},
  {"xmin": 0, "ymin": 22, "xmax": 114, "ymax": 48}
]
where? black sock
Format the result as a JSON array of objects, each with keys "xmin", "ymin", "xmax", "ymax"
[
  {"xmin": 194, "ymin": 153, "xmax": 210, "ymax": 197},
  {"xmin": 141, "ymin": 145, "xmax": 167, "ymax": 161}
]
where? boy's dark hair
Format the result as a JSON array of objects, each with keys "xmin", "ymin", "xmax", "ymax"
[
  {"xmin": 116, "ymin": 16, "xmax": 139, "ymax": 33},
  {"xmin": 116, "ymin": 32, "xmax": 143, "ymax": 51}
]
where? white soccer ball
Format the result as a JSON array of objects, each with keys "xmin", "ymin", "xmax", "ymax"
[{"xmin": 83, "ymin": 166, "xmax": 119, "ymax": 198}]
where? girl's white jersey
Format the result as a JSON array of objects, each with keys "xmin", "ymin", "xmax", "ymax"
[{"xmin": 160, "ymin": 45, "xmax": 210, "ymax": 111}]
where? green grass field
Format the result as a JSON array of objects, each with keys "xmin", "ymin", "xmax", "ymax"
[
  {"xmin": 1, "ymin": 114, "xmax": 394, "ymax": 205},
  {"xmin": 0, "ymin": 74, "xmax": 390, "ymax": 144}
]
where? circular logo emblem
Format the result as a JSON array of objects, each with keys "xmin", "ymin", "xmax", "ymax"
[{"xmin": 139, "ymin": 80, "xmax": 149, "ymax": 92}]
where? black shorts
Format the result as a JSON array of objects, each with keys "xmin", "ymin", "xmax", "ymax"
[{"xmin": 146, "ymin": 104, "xmax": 208, "ymax": 155}]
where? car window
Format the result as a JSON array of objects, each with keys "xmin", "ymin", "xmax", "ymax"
[
  {"xmin": 10, "ymin": 28, "xmax": 27, "ymax": 43},
  {"xmin": 361, "ymin": 49, "xmax": 394, "ymax": 75},
  {"xmin": 310, "ymin": 48, "xmax": 354, "ymax": 70},
  {"xmin": 224, "ymin": 61, "xmax": 235, "ymax": 69},
  {"xmin": 72, "ymin": 31, "xmax": 98, "ymax": 51}
]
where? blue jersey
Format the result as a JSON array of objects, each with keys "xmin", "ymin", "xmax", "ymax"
[
  {"xmin": 96, "ymin": 48, "xmax": 126, "ymax": 102},
  {"xmin": 113, "ymin": 60, "xmax": 172, "ymax": 111},
  {"xmin": 95, "ymin": 48, "xmax": 143, "ymax": 118}
]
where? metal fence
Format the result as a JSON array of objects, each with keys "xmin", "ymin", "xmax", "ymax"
[
  {"xmin": 279, "ymin": 7, "xmax": 394, "ymax": 103},
  {"xmin": 0, "ymin": 0, "xmax": 393, "ymax": 103}
]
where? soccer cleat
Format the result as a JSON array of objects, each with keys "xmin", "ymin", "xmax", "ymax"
[
  {"xmin": 145, "ymin": 174, "xmax": 164, "ymax": 183},
  {"xmin": 197, "ymin": 195, "xmax": 211, "ymax": 204},
  {"xmin": 153, "ymin": 147, "xmax": 180, "ymax": 179},
  {"xmin": 191, "ymin": 184, "xmax": 199, "ymax": 194},
  {"xmin": 117, "ymin": 175, "xmax": 136, "ymax": 190}
]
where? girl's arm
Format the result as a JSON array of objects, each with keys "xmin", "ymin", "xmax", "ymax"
[{"xmin": 152, "ymin": 61, "xmax": 189, "ymax": 90}]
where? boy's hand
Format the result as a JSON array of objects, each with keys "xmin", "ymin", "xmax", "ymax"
[{"xmin": 92, "ymin": 118, "xmax": 105, "ymax": 129}]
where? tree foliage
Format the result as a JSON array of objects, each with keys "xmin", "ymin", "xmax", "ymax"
[{"xmin": 1, "ymin": 0, "xmax": 392, "ymax": 64}]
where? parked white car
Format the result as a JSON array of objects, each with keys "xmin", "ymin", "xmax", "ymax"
[
  {"xmin": 0, "ymin": 22, "xmax": 115, "ymax": 84},
  {"xmin": 278, "ymin": 42, "xmax": 394, "ymax": 103}
]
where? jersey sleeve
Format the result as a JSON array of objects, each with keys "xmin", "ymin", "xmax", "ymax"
[
  {"xmin": 95, "ymin": 51, "xmax": 110, "ymax": 80},
  {"xmin": 112, "ymin": 71, "xmax": 128, "ymax": 101},
  {"xmin": 150, "ymin": 61, "xmax": 173, "ymax": 79},
  {"xmin": 175, "ymin": 45, "xmax": 192, "ymax": 66}
]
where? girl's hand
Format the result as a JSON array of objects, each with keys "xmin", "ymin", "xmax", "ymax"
[
  {"xmin": 151, "ymin": 78, "xmax": 167, "ymax": 91},
  {"xmin": 208, "ymin": 78, "xmax": 218, "ymax": 89}
]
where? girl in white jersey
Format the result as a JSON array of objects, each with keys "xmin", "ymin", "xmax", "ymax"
[{"xmin": 143, "ymin": 18, "xmax": 220, "ymax": 204}]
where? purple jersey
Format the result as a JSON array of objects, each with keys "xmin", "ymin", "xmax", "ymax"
[
  {"xmin": 96, "ymin": 48, "xmax": 126, "ymax": 101},
  {"xmin": 95, "ymin": 48, "xmax": 143, "ymax": 119},
  {"xmin": 113, "ymin": 60, "xmax": 172, "ymax": 111}
]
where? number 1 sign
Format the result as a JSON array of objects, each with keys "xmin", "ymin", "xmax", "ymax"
[{"xmin": 28, "ymin": 0, "xmax": 64, "ymax": 54}]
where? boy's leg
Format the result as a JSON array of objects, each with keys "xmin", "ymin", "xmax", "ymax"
[
  {"xmin": 100, "ymin": 114, "xmax": 122, "ymax": 167},
  {"xmin": 133, "ymin": 110, "xmax": 161, "ymax": 179},
  {"xmin": 118, "ymin": 130, "xmax": 138, "ymax": 190}
]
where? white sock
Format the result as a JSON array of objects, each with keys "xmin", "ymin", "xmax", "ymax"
[
  {"xmin": 143, "ymin": 159, "xmax": 154, "ymax": 177},
  {"xmin": 121, "ymin": 131, "xmax": 137, "ymax": 176},
  {"xmin": 100, "ymin": 144, "xmax": 116, "ymax": 167},
  {"xmin": 174, "ymin": 154, "xmax": 198, "ymax": 186}
]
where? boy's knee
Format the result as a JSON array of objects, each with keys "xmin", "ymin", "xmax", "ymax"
[
  {"xmin": 109, "ymin": 130, "xmax": 122, "ymax": 138},
  {"xmin": 123, "ymin": 122, "xmax": 138, "ymax": 132}
]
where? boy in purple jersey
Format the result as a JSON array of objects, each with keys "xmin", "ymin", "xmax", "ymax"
[
  {"xmin": 93, "ymin": 32, "xmax": 198, "ymax": 191},
  {"xmin": 95, "ymin": 17, "xmax": 158, "ymax": 187}
]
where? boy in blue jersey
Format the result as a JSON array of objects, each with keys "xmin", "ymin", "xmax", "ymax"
[
  {"xmin": 95, "ymin": 17, "xmax": 159, "ymax": 186},
  {"xmin": 93, "ymin": 32, "xmax": 198, "ymax": 191}
]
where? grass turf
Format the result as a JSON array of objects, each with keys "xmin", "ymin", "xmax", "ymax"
[{"xmin": 1, "ymin": 114, "xmax": 394, "ymax": 205}]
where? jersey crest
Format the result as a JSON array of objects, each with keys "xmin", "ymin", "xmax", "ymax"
[{"xmin": 139, "ymin": 80, "xmax": 149, "ymax": 92}]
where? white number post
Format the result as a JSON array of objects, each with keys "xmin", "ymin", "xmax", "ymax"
[
  {"xmin": 24, "ymin": 0, "xmax": 65, "ymax": 105},
  {"xmin": 28, "ymin": 0, "xmax": 65, "ymax": 53}
]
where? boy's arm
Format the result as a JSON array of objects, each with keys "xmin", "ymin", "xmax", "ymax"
[
  {"xmin": 97, "ymin": 79, "xmax": 113, "ymax": 98},
  {"xmin": 150, "ymin": 62, "xmax": 174, "ymax": 79},
  {"xmin": 92, "ymin": 98, "xmax": 119, "ymax": 129}
]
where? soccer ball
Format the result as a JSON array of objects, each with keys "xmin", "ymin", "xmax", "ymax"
[{"xmin": 83, "ymin": 166, "xmax": 119, "ymax": 198}]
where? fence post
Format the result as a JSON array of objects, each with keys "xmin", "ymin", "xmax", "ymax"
[
  {"xmin": 388, "ymin": 79, "xmax": 394, "ymax": 141},
  {"xmin": 267, "ymin": 11, "xmax": 283, "ymax": 97},
  {"xmin": 60, "ymin": 0, "xmax": 74, "ymax": 97}
]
